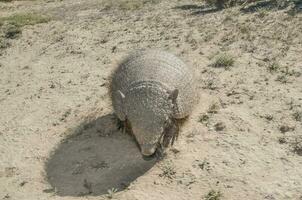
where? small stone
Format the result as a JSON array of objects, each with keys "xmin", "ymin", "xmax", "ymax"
[
  {"xmin": 264, "ymin": 114, "xmax": 273, "ymax": 121},
  {"xmin": 5, "ymin": 167, "xmax": 17, "ymax": 177},
  {"xmin": 111, "ymin": 46, "xmax": 117, "ymax": 53},
  {"xmin": 60, "ymin": 109, "xmax": 71, "ymax": 121},
  {"xmin": 153, "ymin": 180, "xmax": 159, "ymax": 185},
  {"xmin": 214, "ymin": 122, "xmax": 226, "ymax": 131},
  {"xmin": 43, "ymin": 188, "xmax": 55, "ymax": 193},
  {"xmin": 278, "ymin": 137, "xmax": 286, "ymax": 144},
  {"xmin": 279, "ymin": 125, "xmax": 294, "ymax": 133},
  {"xmin": 49, "ymin": 84, "xmax": 55, "ymax": 89},
  {"xmin": 100, "ymin": 39, "xmax": 108, "ymax": 44},
  {"xmin": 19, "ymin": 181, "xmax": 27, "ymax": 187},
  {"xmin": 170, "ymin": 148, "xmax": 180, "ymax": 154}
]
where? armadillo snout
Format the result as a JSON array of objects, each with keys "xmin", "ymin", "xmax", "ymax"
[{"xmin": 140, "ymin": 144, "xmax": 157, "ymax": 156}]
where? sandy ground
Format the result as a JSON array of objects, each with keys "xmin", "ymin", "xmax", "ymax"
[{"xmin": 0, "ymin": 0, "xmax": 302, "ymax": 199}]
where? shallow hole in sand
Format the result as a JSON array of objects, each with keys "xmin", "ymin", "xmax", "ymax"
[{"xmin": 45, "ymin": 114, "xmax": 157, "ymax": 196}]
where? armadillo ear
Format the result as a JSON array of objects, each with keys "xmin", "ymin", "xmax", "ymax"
[
  {"xmin": 116, "ymin": 90, "xmax": 126, "ymax": 121},
  {"xmin": 117, "ymin": 90, "xmax": 125, "ymax": 99},
  {"xmin": 168, "ymin": 89, "xmax": 179, "ymax": 103}
]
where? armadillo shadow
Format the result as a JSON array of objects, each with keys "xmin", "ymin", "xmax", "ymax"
[{"xmin": 45, "ymin": 114, "xmax": 158, "ymax": 197}]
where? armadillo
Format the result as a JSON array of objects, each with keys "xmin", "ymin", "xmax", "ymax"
[{"xmin": 110, "ymin": 49, "xmax": 198, "ymax": 156}]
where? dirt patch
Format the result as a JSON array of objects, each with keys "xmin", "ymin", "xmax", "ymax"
[{"xmin": 0, "ymin": 0, "xmax": 301, "ymax": 199}]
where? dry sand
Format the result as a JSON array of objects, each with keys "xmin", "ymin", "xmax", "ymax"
[{"xmin": 0, "ymin": 0, "xmax": 301, "ymax": 199}]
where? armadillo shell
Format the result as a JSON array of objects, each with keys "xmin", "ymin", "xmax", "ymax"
[
  {"xmin": 124, "ymin": 81, "xmax": 173, "ymax": 144},
  {"xmin": 111, "ymin": 49, "xmax": 198, "ymax": 119}
]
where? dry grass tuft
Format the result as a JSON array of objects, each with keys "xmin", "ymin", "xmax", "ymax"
[
  {"xmin": 205, "ymin": 189, "xmax": 223, "ymax": 200},
  {"xmin": 103, "ymin": 0, "xmax": 161, "ymax": 11},
  {"xmin": 211, "ymin": 53, "xmax": 235, "ymax": 69},
  {"xmin": 0, "ymin": 13, "xmax": 50, "ymax": 28},
  {"xmin": 0, "ymin": 13, "xmax": 50, "ymax": 53}
]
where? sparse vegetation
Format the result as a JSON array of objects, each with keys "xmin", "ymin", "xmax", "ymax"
[
  {"xmin": 293, "ymin": 144, "xmax": 302, "ymax": 156},
  {"xmin": 273, "ymin": 66, "xmax": 301, "ymax": 83},
  {"xmin": 208, "ymin": 102, "xmax": 220, "ymax": 114},
  {"xmin": 238, "ymin": 24, "xmax": 250, "ymax": 34},
  {"xmin": 211, "ymin": 54, "xmax": 235, "ymax": 69},
  {"xmin": 199, "ymin": 113, "xmax": 210, "ymax": 124},
  {"xmin": 280, "ymin": 66, "xmax": 301, "ymax": 77},
  {"xmin": 291, "ymin": 137, "xmax": 302, "ymax": 156},
  {"xmin": 203, "ymin": 0, "xmax": 243, "ymax": 9},
  {"xmin": 203, "ymin": 77, "xmax": 219, "ymax": 90},
  {"xmin": 276, "ymin": 74, "xmax": 289, "ymax": 83},
  {"xmin": 159, "ymin": 162, "xmax": 176, "ymax": 179},
  {"xmin": 3, "ymin": 24, "xmax": 21, "ymax": 39},
  {"xmin": 198, "ymin": 103, "xmax": 220, "ymax": 128},
  {"xmin": 293, "ymin": 111, "xmax": 302, "ymax": 122},
  {"xmin": 267, "ymin": 62, "xmax": 280, "ymax": 73},
  {"xmin": 0, "ymin": 0, "xmax": 38, "ymax": 2},
  {"xmin": 256, "ymin": 7, "xmax": 270, "ymax": 18},
  {"xmin": 0, "ymin": 13, "xmax": 50, "ymax": 29},
  {"xmin": 106, "ymin": 188, "xmax": 118, "ymax": 199},
  {"xmin": 279, "ymin": 136, "xmax": 302, "ymax": 156},
  {"xmin": 103, "ymin": 0, "xmax": 160, "ymax": 10},
  {"xmin": 0, "ymin": 37, "xmax": 9, "ymax": 49},
  {"xmin": 198, "ymin": 159, "xmax": 211, "ymax": 171},
  {"xmin": 205, "ymin": 189, "xmax": 223, "ymax": 200},
  {"xmin": 278, "ymin": 137, "xmax": 287, "ymax": 144},
  {"xmin": 0, "ymin": 13, "xmax": 50, "ymax": 52},
  {"xmin": 202, "ymin": 0, "xmax": 302, "ymax": 10}
]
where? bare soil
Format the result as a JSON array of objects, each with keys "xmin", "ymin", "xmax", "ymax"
[{"xmin": 0, "ymin": 0, "xmax": 301, "ymax": 199}]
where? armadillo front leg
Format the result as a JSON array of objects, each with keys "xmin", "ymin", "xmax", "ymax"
[
  {"xmin": 162, "ymin": 118, "xmax": 179, "ymax": 147},
  {"xmin": 117, "ymin": 118, "xmax": 125, "ymax": 132},
  {"xmin": 117, "ymin": 118, "xmax": 132, "ymax": 135}
]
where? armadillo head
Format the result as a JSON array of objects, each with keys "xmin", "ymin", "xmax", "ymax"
[{"xmin": 118, "ymin": 82, "xmax": 178, "ymax": 156}]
